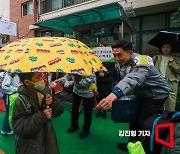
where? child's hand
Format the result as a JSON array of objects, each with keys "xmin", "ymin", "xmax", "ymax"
[
  {"xmin": 43, "ymin": 108, "xmax": 52, "ymax": 119},
  {"xmin": 45, "ymin": 93, "xmax": 52, "ymax": 105}
]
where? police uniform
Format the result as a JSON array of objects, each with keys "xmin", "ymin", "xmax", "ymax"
[{"xmin": 112, "ymin": 53, "xmax": 170, "ymax": 131}]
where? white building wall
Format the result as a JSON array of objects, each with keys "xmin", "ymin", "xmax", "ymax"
[
  {"xmin": 0, "ymin": 0, "xmax": 10, "ymax": 21},
  {"xmin": 0, "ymin": 0, "xmax": 10, "ymax": 47},
  {"xmin": 119, "ymin": 0, "xmax": 178, "ymax": 9}
]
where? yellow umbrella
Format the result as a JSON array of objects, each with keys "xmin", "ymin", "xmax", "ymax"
[{"xmin": 0, "ymin": 37, "xmax": 105, "ymax": 76}]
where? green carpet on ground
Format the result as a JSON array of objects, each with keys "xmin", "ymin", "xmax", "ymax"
[{"xmin": 0, "ymin": 102, "xmax": 129, "ymax": 154}]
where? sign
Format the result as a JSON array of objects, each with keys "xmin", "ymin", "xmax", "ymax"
[
  {"xmin": 0, "ymin": 20, "xmax": 17, "ymax": 36},
  {"xmin": 92, "ymin": 47, "xmax": 114, "ymax": 62}
]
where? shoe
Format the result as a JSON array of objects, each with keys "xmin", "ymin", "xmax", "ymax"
[
  {"xmin": 96, "ymin": 110, "xmax": 102, "ymax": 117},
  {"xmin": 67, "ymin": 127, "xmax": 79, "ymax": 133},
  {"xmin": 102, "ymin": 111, "xmax": 107, "ymax": 119},
  {"xmin": 117, "ymin": 143, "xmax": 128, "ymax": 151},
  {"xmin": 79, "ymin": 131, "xmax": 89, "ymax": 139},
  {"xmin": 1, "ymin": 130, "xmax": 14, "ymax": 135}
]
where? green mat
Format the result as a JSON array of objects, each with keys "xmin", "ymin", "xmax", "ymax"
[{"xmin": 0, "ymin": 102, "xmax": 129, "ymax": 154}]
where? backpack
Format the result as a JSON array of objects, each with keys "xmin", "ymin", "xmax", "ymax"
[
  {"xmin": 160, "ymin": 119, "xmax": 180, "ymax": 154},
  {"xmin": 8, "ymin": 93, "xmax": 31, "ymax": 129},
  {"xmin": 128, "ymin": 141, "xmax": 146, "ymax": 154},
  {"xmin": 141, "ymin": 111, "xmax": 180, "ymax": 154}
]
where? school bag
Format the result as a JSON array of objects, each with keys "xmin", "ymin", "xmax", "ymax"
[
  {"xmin": 141, "ymin": 111, "xmax": 180, "ymax": 154},
  {"xmin": 127, "ymin": 141, "xmax": 146, "ymax": 154},
  {"xmin": 8, "ymin": 93, "xmax": 31, "ymax": 129},
  {"xmin": 160, "ymin": 119, "xmax": 180, "ymax": 154}
]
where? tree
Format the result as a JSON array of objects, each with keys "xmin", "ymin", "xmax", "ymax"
[{"xmin": 171, "ymin": 7, "xmax": 180, "ymax": 24}]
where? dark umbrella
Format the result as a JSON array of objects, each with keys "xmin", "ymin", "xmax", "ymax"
[{"xmin": 148, "ymin": 31, "xmax": 180, "ymax": 53}]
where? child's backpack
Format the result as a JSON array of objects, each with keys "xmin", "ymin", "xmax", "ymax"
[
  {"xmin": 9, "ymin": 93, "xmax": 31, "ymax": 129},
  {"xmin": 141, "ymin": 111, "xmax": 180, "ymax": 154},
  {"xmin": 128, "ymin": 141, "xmax": 146, "ymax": 154}
]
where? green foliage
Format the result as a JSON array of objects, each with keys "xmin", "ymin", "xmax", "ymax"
[{"xmin": 171, "ymin": 7, "xmax": 180, "ymax": 24}]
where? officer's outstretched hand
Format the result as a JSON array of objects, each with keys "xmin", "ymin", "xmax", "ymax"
[{"xmin": 96, "ymin": 93, "xmax": 117, "ymax": 110}]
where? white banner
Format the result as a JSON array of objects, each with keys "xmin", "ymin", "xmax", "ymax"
[
  {"xmin": 0, "ymin": 20, "xmax": 17, "ymax": 36},
  {"xmin": 92, "ymin": 47, "xmax": 114, "ymax": 62}
]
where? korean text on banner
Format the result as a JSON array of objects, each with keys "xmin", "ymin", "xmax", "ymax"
[
  {"xmin": 93, "ymin": 47, "xmax": 114, "ymax": 62},
  {"xmin": 0, "ymin": 20, "xmax": 17, "ymax": 36}
]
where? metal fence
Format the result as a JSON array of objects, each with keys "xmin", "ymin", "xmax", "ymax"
[{"xmin": 40, "ymin": 0, "xmax": 91, "ymax": 14}]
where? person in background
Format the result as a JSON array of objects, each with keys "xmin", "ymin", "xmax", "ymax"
[
  {"xmin": 95, "ymin": 65, "xmax": 114, "ymax": 119},
  {"xmin": 152, "ymin": 44, "xmax": 180, "ymax": 112},
  {"xmin": 0, "ymin": 70, "xmax": 5, "ymax": 100},
  {"xmin": 95, "ymin": 42, "xmax": 115, "ymax": 119},
  {"xmin": 96, "ymin": 40, "xmax": 170, "ymax": 152},
  {"xmin": 58, "ymin": 74, "xmax": 79, "ymax": 112},
  {"xmin": 67, "ymin": 74, "xmax": 96, "ymax": 138},
  {"xmin": 99, "ymin": 41, "xmax": 108, "ymax": 47},
  {"xmin": 1, "ymin": 72, "xmax": 21, "ymax": 135},
  {"xmin": 176, "ymin": 83, "xmax": 180, "ymax": 111},
  {"xmin": 48, "ymin": 72, "xmax": 64, "ymax": 95},
  {"xmin": 13, "ymin": 72, "xmax": 64, "ymax": 154}
]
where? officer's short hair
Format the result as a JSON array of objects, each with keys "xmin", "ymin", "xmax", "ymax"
[{"xmin": 111, "ymin": 40, "xmax": 133, "ymax": 52}]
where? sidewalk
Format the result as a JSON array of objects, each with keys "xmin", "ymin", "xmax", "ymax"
[{"xmin": 0, "ymin": 102, "xmax": 129, "ymax": 154}]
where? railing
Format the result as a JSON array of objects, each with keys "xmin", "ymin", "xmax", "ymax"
[{"xmin": 40, "ymin": 0, "xmax": 91, "ymax": 14}]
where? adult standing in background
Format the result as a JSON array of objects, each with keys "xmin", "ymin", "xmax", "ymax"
[
  {"xmin": 152, "ymin": 44, "xmax": 180, "ymax": 112},
  {"xmin": 96, "ymin": 41, "xmax": 115, "ymax": 119},
  {"xmin": 95, "ymin": 63, "xmax": 115, "ymax": 119}
]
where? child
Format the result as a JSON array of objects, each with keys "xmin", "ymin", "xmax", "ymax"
[
  {"xmin": 67, "ymin": 74, "xmax": 96, "ymax": 138},
  {"xmin": 1, "ymin": 72, "xmax": 21, "ymax": 135},
  {"xmin": 12, "ymin": 72, "xmax": 64, "ymax": 154}
]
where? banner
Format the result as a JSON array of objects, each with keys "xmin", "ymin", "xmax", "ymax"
[
  {"xmin": 92, "ymin": 47, "xmax": 114, "ymax": 62},
  {"xmin": 0, "ymin": 20, "xmax": 17, "ymax": 36}
]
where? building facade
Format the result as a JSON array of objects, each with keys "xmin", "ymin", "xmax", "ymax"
[
  {"xmin": 10, "ymin": 0, "xmax": 38, "ymax": 42},
  {"xmin": 0, "ymin": 0, "xmax": 10, "ymax": 47},
  {"xmin": 34, "ymin": 0, "xmax": 136, "ymax": 47},
  {"xmin": 8, "ymin": 0, "xmax": 180, "ymax": 53},
  {"xmin": 125, "ymin": 0, "xmax": 180, "ymax": 53}
]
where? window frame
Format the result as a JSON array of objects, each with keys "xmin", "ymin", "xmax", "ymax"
[{"xmin": 22, "ymin": 1, "xmax": 33, "ymax": 17}]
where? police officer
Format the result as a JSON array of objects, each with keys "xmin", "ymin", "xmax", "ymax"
[{"xmin": 96, "ymin": 40, "xmax": 170, "ymax": 151}]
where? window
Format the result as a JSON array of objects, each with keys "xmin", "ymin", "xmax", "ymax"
[
  {"xmin": 22, "ymin": 1, "xmax": 33, "ymax": 16},
  {"xmin": 64, "ymin": 0, "xmax": 73, "ymax": 7},
  {"xmin": 143, "ymin": 14, "xmax": 165, "ymax": 31},
  {"xmin": 52, "ymin": 0, "xmax": 62, "ymax": 11}
]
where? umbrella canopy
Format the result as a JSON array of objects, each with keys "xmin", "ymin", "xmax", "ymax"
[
  {"xmin": 148, "ymin": 31, "xmax": 180, "ymax": 53},
  {"xmin": 0, "ymin": 37, "xmax": 105, "ymax": 76}
]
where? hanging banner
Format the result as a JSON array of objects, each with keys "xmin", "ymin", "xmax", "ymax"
[
  {"xmin": 0, "ymin": 20, "xmax": 17, "ymax": 36},
  {"xmin": 92, "ymin": 47, "xmax": 115, "ymax": 62}
]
